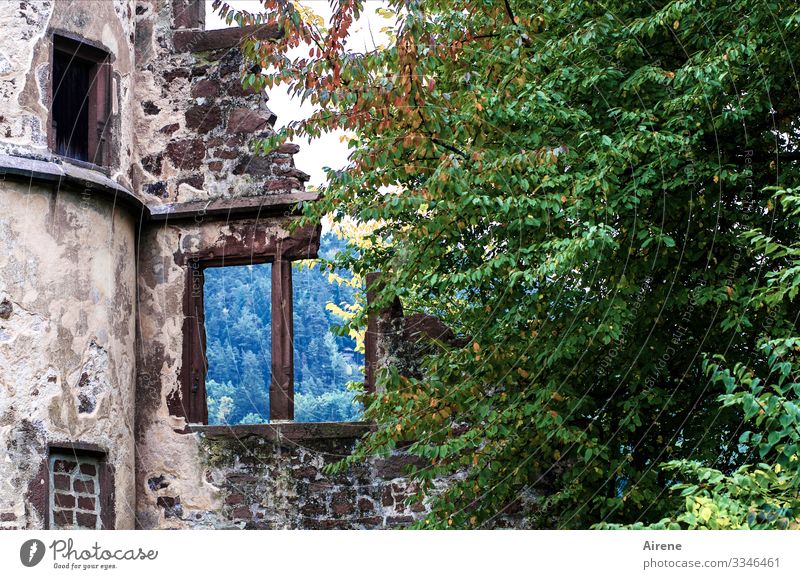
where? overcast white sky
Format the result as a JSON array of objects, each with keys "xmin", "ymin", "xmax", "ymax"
[{"xmin": 205, "ymin": 1, "xmax": 390, "ymax": 187}]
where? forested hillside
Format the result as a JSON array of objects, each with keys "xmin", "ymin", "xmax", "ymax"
[{"xmin": 204, "ymin": 232, "xmax": 364, "ymax": 424}]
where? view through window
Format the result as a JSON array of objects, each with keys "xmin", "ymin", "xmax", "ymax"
[
  {"xmin": 203, "ymin": 234, "xmax": 364, "ymax": 425},
  {"xmin": 204, "ymin": 263, "xmax": 272, "ymax": 425},
  {"xmin": 293, "ymin": 234, "xmax": 364, "ymax": 422}
]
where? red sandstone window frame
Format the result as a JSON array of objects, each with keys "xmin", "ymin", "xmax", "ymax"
[
  {"xmin": 178, "ymin": 225, "xmax": 323, "ymax": 426},
  {"xmin": 182, "ymin": 255, "xmax": 294, "ymax": 423},
  {"xmin": 48, "ymin": 32, "xmax": 114, "ymax": 169}
]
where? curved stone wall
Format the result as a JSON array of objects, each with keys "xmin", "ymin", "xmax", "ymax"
[{"xmin": 0, "ymin": 180, "xmax": 137, "ymax": 529}]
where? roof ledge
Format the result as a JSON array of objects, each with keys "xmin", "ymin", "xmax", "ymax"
[
  {"xmin": 0, "ymin": 152, "xmax": 146, "ymax": 213},
  {"xmin": 0, "ymin": 151, "xmax": 317, "ymax": 222},
  {"xmin": 147, "ymin": 190, "xmax": 319, "ymax": 222}
]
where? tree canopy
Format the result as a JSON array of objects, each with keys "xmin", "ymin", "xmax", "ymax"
[{"xmin": 216, "ymin": 0, "xmax": 800, "ymax": 528}]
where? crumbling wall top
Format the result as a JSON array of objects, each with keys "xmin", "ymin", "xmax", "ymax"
[{"xmin": 133, "ymin": 1, "xmax": 312, "ymax": 212}]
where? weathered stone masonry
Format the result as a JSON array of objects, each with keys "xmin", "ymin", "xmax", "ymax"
[{"xmin": 0, "ymin": 1, "xmax": 536, "ymax": 530}]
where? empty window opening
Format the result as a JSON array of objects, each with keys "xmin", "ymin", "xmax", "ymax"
[
  {"xmin": 204, "ymin": 263, "xmax": 272, "ymax": 425},
  {"xmin": 48, "ymin": 451, "xmax": 103, "ymax": 530},
  {"xmin": 51, "ymin": 34, "xmax": 112, "ymax": 165},
  {"xmin": 184, "ymin": 230, "xmax": 361, "ymax": 426},
  {"xmin": 292, "ymin": 241, "xmax": 364, "ymax": 423}
]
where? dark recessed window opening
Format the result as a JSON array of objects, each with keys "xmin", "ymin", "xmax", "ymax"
[
  {"xmin": 51, "ymin": 34, "xmax": 112, "ymax": 166},
  {"xmin": 204, "ymin": 263, "xmax": 272, "ymax": 425},
  {"xmin": 52, "ymin": 52, "xmax": 91, "ymax": 160}
]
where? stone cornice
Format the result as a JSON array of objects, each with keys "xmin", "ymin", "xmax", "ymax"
[
  {"xmin": 0, "ymin": 152, "xmax": 317, "ymax": 222},
  {"xmin": 0, "ymin": 152, "xmax": 145, "ymax": 212}
]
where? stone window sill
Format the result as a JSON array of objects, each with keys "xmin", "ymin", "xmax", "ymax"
[{"xmin": 189, "ymin": 421, "xmax": 374, "ymax": 442}]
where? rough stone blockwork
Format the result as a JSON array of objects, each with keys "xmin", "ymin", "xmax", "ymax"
[
  {"xmin": 139, "ymin": 431, "xmax": 537, "ymax": 530},
  {"xmin": 49, "ymin": 454, "xmax": 102, "ymax": 530},
  {"xmin": 133, "ymin": 3, "xmax": 309, "ymax": 204},
  {"xmin": 139, "ymin": 436, "xmax": 435, "ymax": 530}
]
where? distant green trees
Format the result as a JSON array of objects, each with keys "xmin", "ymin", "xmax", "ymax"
[{"xmin": 205, "ymin": 233, "xmax": 363, "ymax": 424}]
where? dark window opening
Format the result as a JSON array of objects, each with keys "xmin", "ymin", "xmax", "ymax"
[
  {"xmin": 52, "ymin": 52, "xmax": 90, "ymax": 160},
  {"xmin": 204, "ymin": 263, "xmax": 272, "ymax": 425},
  {"xmin": 50, "ymin": 34, "xmax": 112, "ymax": 166}
]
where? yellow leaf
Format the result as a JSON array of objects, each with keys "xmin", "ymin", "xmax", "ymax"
[
  {"xmin": 673, "ymin": 20, "xmax": 680, "ymax": 30},
  {"xmin": 713, "ymin": 175, "xmax": 719, "ymax": 183},
  {"xmin": 396, "ymin": 423, "xmax": 402, "ymax": 432},
  {"xmin": 517, "ymin": 367, "xmax": 530, "ymax": 379}
]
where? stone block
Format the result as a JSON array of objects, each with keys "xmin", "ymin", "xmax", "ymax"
[{"xmin": 227, "ymin": 108, "xmax": 272, "ymax": 133}]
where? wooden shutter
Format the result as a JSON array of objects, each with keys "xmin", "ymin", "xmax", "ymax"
[{"xmin": 89, "ymin": 60, "xmax": 112, "ymax": 167}]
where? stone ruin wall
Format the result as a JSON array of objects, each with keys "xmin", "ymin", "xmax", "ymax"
[{"xmin": 131, "ymin": 0, "xmax": 311, "ymax": 207}]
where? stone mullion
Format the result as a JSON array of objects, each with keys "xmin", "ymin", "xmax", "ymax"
[{"xmin": 270, "ymin": 253, "xmax": 294, "ymax": 421}]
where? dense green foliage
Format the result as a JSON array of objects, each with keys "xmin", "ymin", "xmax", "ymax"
[
  {"xmin": 601, "ymin": 190, "xmax": 800, "ymax": 530},
  {"xmin": 218, "ymin": 0, "xmax": 800, "ymax": 528},
  {"xmin": 205, "ymin": 233, "xmax": 364, "ymax": 424}
]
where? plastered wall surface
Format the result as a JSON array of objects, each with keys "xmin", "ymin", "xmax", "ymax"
[
  {"xmin": 0, "ymin": 182, "xmax": 137, "ymax": 529},
  {"xmin": 0, "ymin": 0, "xmax": 137, "ymax": 184}
]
